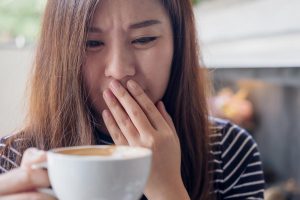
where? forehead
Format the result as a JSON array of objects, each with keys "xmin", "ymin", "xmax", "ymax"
[{"xmin": 92, "ymin": 0, "xmax": 170, "ymax": 30}]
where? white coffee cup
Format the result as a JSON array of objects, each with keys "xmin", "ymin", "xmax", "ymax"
[{"xmin": 34, "ymin": 145, "xmax": 152, "ymax": 200}]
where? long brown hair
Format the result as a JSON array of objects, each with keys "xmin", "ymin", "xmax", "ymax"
[
  {"xmin": 2, "ymin": 0, "xmax": 212, "ymax": 199},
  {"xmin": 161, "ymin": 1, "xmax": 212, "ymax": 199},
  {"xmin": 23, "ymin": 0, "xmax": 100, "ymax": 149}
]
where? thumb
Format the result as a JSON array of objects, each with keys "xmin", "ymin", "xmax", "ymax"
[{"xmin": 21, "ymin": 148, "xmax": 47, "ymax": 169}]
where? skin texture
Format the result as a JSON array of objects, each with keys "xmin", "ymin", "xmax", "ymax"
[
  {"xmin": 0, "ymin": 0, "xmax": 190, "ymax": 199},
  {"xmin": 83, "ymin": 0, "xmax": 173, "ymax": 119}
]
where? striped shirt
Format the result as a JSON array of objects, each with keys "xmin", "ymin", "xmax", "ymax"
[{"xmin": 0, "ymin": 118, "xmax": 265, "ymax": 199}]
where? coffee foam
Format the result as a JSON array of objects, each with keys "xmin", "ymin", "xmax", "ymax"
[{"xmin": 55, "ymin": 146, "xmax": 150, "ymax": 159}]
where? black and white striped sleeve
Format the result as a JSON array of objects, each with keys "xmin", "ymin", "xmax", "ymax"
[
  {"xmin": 0, "ymin": 136, "xmax": 22, "ymax": 174},
  {"xmin": 220, "ymin": 122, "xmax": 265, "ymax": 199}
]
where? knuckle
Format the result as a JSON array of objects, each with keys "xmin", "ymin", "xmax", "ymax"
[
  {"xmin": 144, "ymin": 136, "xmax": 155, "ymax": 148},
  {"xmin": 145, "ymin": 103, "xmax": 155, "ymax": 113},
  {"xmin": 131, "ymin": 109, "xmax": 140, "ymax": 118},
  {"xmin": 23, "ymin": 148, "xmax": 37, "ymax": 160},
  {"xmin": 119, "ymin": 87, "xmax": 127, "ymax": 98},
  {"xmin": 135, "ymin": 87, "xmax": 144, "ymax": 97},
  {"xmin": 120, "ymin": 115, "xmax": 131, "ymax": 127}
]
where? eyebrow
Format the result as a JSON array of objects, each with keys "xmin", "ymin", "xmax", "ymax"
[
  {"xmin": 129, "ymin": 19, "xmax": 162, "ymax": 29},
  {"xmin": 88, "ymin": 19, "xmax": 162, "ymax": 33}
]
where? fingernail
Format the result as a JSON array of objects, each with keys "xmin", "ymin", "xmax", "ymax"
[
  {"xmin": 102, "ymin": 109, "xmax": 110, "ymax": 119},
  {"xmin": 103, "ymin": 89, "xmax": 113, "ymax": 100},
  {"xmin": 111, "ymin": 80, "xmax": 121, "ymax": 92},
  {"xmin": 159, "ymin": 101, "xmax": 165, "ymax": 110},
  {"xmin": 127, "ymin": 80, "xmax": 137, "ymax": 91}
]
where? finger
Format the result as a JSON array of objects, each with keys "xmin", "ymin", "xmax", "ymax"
[
  {"xmin": 127, "ymin": 80, "xmax": 167, "ymax": 130},
  {"xmin": 0, "ymin": 192, "xmax": 56, "ymax": 200},
  {"xmin": 21, "ymin": 148, "xmax": 47, "ymax": 169},
  {"xmin": 102, "ymin": 109, "xmax": 128, "ymax": 145},
  {"xmin": 109, "ymin": 80, "xmax": 158, "ymax": 134},
  {"xmin": 0, "ymin": 167, "xmax": 50, "ymax": 195},
  {"xmin": 157, "ymin": 101, "xmax": 176, "ymax": 133},
  {"xmin": 103, "ymin": 89, "xmax": 140, "ymax": 144}
]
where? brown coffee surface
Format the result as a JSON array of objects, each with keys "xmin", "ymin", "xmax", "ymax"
[{"xmin": 57, "ymin": 147, "xmax": 116, "ymax": 156}]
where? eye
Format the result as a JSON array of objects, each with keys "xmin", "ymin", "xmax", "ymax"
[
  {"xmin": 86, "ymin": 40, "xmax": 104, "ymax": 51},
  {"xmin": 132, "ymin": 36, "xmax": 158, "ymax": 47}
]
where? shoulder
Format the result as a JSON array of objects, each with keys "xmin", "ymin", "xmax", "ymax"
[
  {"xmin": 209, "ymin": 117, "xmax": 259, "ymax": 155},
  {"xmin": 0, "ymin": 134, "xmax": 24, "ymax": 174},
  {"xmin": 209, "ymin": 117, "xmax": 258, "ymax": 163},
  {"xmin": 209, "ymin": 117, "xmax": 265, "ymax": 199},
  {"xmin": 210, "ymin": 117, "xmax": 258, "ymax": 154}
]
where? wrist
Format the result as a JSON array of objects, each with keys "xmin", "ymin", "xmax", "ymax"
[{"xmin": 146, "ymin": 179, "xmax": 190, "ymax": 200}]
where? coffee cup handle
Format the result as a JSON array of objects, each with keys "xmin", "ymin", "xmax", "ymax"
[{"xmin": 31, "ymin": 162, "xmax": 57, "ymax": 198}]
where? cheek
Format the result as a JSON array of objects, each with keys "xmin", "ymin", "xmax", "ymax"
[
  {"xmin": 82, "ymin": 56, "xmax": 107, "ymax": 110},
  {"xmin": 137, "ymin": 45, "xmax": 173, "ymax": 102},
  {"xmin": 83, "ymin": 53, "xmax": 106, "ymax": 91},
  {"xmin": 82, "ymin": 61, "xmax": 97, "ymax": 94}
]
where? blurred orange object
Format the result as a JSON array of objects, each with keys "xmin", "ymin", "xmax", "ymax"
[{"xmin": 210, "ymin": 88, "xmax": 253, "ymax": 126}]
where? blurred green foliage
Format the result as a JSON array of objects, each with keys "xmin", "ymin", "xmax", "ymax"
[
  {"xmin": 0, "ymin": 0, "xmax": 45, "ymax": 43},
  {"xmin": 192, "ymin": 0, "xmax": 201, "ymax": 5}
]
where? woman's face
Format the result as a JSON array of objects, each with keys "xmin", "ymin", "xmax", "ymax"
[{"xmin": 83, "ymin": 0, "xmax": 174, "ymax": 117}]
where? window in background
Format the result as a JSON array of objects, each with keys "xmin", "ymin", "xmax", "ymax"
[
  {"xmin": 0, "ymin": 0, "xmax": 45, "ymax": 48},
  {"xmin": 0, "ymin": 0, "xmax": 45, "ymax": 136}
]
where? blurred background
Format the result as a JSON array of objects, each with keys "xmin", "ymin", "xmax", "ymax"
[{"xmin": 0, "ymin": 0, "xmax": 299, "ymax": 199}]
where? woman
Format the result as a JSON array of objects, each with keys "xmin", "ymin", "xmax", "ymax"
[{"xmin": 0, "ymin": 0, "xmax": 265, "ymax": 199}]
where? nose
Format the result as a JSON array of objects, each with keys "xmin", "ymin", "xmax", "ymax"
[{"xmin": 104, "ymin": 41, "xmax": 136, "ymax": 80}]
